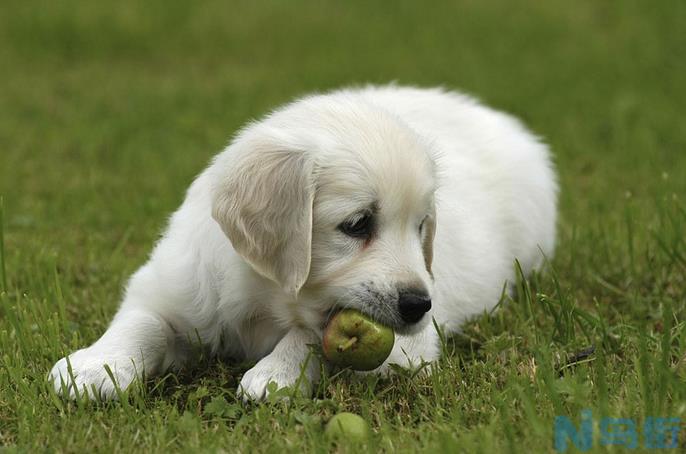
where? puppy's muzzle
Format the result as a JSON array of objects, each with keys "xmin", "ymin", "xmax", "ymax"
[{"xmin": 397, "ymin": 288, "xmax": 432, "ymax": 323}]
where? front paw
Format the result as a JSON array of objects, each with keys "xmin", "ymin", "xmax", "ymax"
[
  {"xmin": 49, "ymin": 348, "xmax": 138, "ymax": 400},
  {"xmin": 238, "ymin": 354, "xmax": 319, "ymax": 402}
]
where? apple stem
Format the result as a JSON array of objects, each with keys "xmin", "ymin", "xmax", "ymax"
[{"xmin": 337, "ymin": 336, "xmax": 358, "ymax": 352}]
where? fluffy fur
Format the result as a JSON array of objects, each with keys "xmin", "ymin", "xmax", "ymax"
[{"xmin": 50, "ymin": 85, "xmax": 557, "ymax": 401}]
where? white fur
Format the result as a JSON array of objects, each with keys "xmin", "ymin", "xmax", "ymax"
[{"xmin": 49, "ymin": 85, "xmax": 557, "ymax": 401}]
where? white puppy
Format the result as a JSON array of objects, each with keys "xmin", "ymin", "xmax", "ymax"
[{"xmin": 50, "ymin": 85, "xmax": 557, "ymax": 401}]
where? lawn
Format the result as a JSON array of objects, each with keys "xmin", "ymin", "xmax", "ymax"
[{"xmin": 1, "ymin": 0, "xmax": 685, "ymax": 452}]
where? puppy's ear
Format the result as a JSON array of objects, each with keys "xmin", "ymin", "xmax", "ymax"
[
  {"xmin": 422, "ymin": 202, "xmax": 437, "ymax": 276},
  {"xmin": 211, "ymin": 144, "xmax": 315, "ymax": 295}
]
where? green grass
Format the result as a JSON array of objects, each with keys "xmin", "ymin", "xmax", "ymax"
[{"xmin": 1, "ymin": 0, "xmax": 685, "ymax": 452}]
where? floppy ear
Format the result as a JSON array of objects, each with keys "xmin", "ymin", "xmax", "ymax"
[
  {"xmin": 422, "ymin": 202, "xmax": 436, "ymax": 277},
  {"xmin": 211, "ymin": 144, "xmax": 315, "ymax": 295}
]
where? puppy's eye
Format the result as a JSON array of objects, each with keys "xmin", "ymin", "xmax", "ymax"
[
  {"xmin": 338, "ymin": 212, "xmax": 374, "ymax": 239},
  {"xmin": 419, "ymin": 216, "xmax": 428, "ymax": 234}
]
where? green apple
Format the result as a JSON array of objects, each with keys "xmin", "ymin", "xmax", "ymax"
[
  {"xmin": 322, "ymin": 309, "xmax": 394, "ymax": 371},
  {"xmin": 324, "ymin": 412, "xmax": 371, "ymax": 441}
]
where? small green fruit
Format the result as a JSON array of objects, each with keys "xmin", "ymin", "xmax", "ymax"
[
  {"xmin": 324, "ymin": 412, "xmax": 371, "ymax": 441},
  {"xmin": 322, "ymin": 309, "xmax": 395, "ymax": 371}
]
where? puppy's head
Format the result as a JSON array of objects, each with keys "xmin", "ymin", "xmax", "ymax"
[{"xmin": 212, "ymin": 96, "xmax": 436, "ymax": 332}]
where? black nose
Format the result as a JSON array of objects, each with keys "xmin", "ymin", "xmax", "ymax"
[{"xmin": 397, "ymin": 288, "xmax": 432, "ymax": 323}]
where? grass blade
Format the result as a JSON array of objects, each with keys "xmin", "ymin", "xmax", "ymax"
[{"xmin": 0, "ymin": 196, "xmax": 7, "ymax": 293}]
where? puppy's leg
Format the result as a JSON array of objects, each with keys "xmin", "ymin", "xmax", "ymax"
[
  {"xmin": 49, "ymin": 307, "xmax": 172, "ymax": 400},
  {"xmin": 238, "ymin": 327, "xmax": 321, "ymax": 401},
  {"xmin": 376, "ymin": 320, "xmax": 441, "ymax": 374}
]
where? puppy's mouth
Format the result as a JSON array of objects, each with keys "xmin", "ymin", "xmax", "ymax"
[
  {"xmin": 322, "ymin": 285, "xmax": 432, "ymax": 335},
  {"xmin": 325, "ymin": 305, "xmax": 427, "ymax": 335}
]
